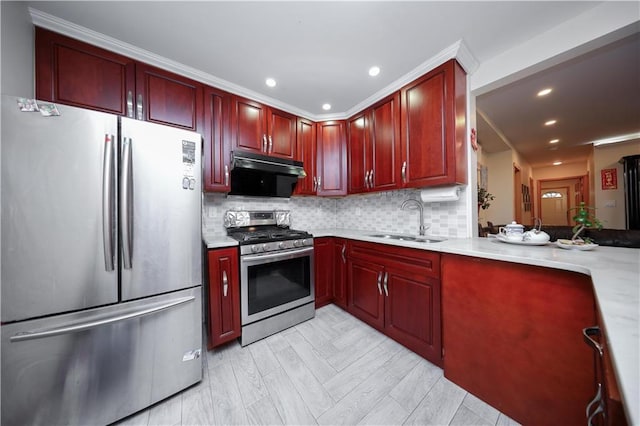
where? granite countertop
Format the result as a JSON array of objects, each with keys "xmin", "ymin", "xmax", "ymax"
[{"xmin": 203, "ymin": 229, "xmax": 639, "ymax": 423}]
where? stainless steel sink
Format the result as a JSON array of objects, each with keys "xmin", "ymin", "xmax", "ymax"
[{"xmin": 368, "ymin": 233, "xmax": 446, "ymax": 243}]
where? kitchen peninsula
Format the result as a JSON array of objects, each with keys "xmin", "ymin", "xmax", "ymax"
[{"xmin": 204, "ymin": 231, "xmax": 639, "ymax": 425}]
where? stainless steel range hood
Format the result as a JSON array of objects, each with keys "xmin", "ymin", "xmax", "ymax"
[{"xmin": 229, "ymin": 151, "xmax": 306, "ymax": 198}]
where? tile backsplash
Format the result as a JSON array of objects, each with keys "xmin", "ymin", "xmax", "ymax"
[{"xmin": 203, "ymin": 187, "xmax": 469, "ymax": 238}]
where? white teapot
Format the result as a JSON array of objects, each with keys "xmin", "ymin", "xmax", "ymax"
[
  {"xmin": 522, "ymin": 218, "xmax": 550, "ymax": 243},
  {"xmin": 499, "ymin": 221, "xmax": 525, "ymax": 241}
]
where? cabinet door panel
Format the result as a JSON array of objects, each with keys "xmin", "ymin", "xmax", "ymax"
[
  {"xmin": 333, "ymin": 239, "xmax": 348, "ymax": 309},
  {"xmin": 233, "ymin": 97, "xmax": 266, "ymax": 154},
  {"xmin": 347, "ymin": 113, "xmax": 368, "ymax": 193},
  {"xmin": 203, "ymin": 86, "xmax": 231, "ymax": 192},
  {"xmin": 402, "ymin": 70, "xmax": 446, "ymax": 184},
  {"xmin": 207, "ymin": 248, "xmax": 240, "ymax": 349},
  {"xmin": 348, "ymin": 259, "xmax": 384, "ymax": 329},
  {"xmin": 317, "ymin": 121, "xmax": 347, "ymax": 196},
  {"xmin": 384, "ymin": 267, "xmax": 441, "ymax": 365},
  {"xmin": 314, "ymin": 238, "xmax": 334, "ymax": 308},
  {"xmin": 136, "ymin": 64, "xmax": 202, "ymax": 131},
  {"xmin": 294, "ymin": 118, "xmax": 317, "ymax": 195},
  {"xmin": 371, "ymin": 93, "xmax": 400, "ymax": 190},
  {"xmin": 269, "ymin": 108, "xmax": 297, "ymax": 159},
  {"xmin": 35, "ymin": 27, "xmax": 135, "ymax": 116}
]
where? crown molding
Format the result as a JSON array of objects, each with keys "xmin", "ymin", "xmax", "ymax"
[{"xmin": 30, "ymin": 7, "xmax": 480, "ymax": 122}]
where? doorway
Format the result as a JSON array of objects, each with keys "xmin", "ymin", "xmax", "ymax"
[
  {"xmin": 537, "ymin": 175, "xmax": 588, "ymax": 226},
  {"xmin": 541, "ymin": 187, "xmax": 569, "ymax": 225},
  {"xmin": 514, "ymin": 165, "xmax": 522, "ymax": 224}
]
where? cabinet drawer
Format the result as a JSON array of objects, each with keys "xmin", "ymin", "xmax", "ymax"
[{"xmin": 349, "ymin": 240, "xmax": 440, "ymax": 279}]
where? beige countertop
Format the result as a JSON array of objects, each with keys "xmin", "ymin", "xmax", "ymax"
[{"xmin": 203, "ymin": 229, "xmax": 639, "ymax": 424}]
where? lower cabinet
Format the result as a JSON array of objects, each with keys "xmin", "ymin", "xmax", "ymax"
[
  {"xmin": 441, "ymin": 253, "xmax": 596, "ymax": 425},
  {"xmin": 207, "ymin": 247, "xmax": 240, "ymax": 349},
  {"xmin": 332, "ymin": 238, "xmax": 348, "ymax": 309},
  {"xmin": 347, "ymin": 241, "xmax": 442, "ymax": 366},
  {"xmin": 314, "ymin": 238, "xmax": 334, "ymax": 308}
]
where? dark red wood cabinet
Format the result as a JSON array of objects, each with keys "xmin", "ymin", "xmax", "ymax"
[
  {"xmin": 316, "ymin": 120, "xmax": 347, "ymax": 196},
  {"xmin": 207, "ymin": 247, "xmax": 241, "ymax": 349},
  {"xmin": 230, "ymin": 96, "xmax": 297, "ymax": 160},
  {"xmin": 294, "ymin": 118, "xmax": 317, "ymax": 195},
  {"xmin": 348, "ymin": 92, "xmax": 401, "ymax": 193},
  {"xmin": 135, "ymin": 63, "xmax": 203, "ymax": 131},
  {"xmin": 347, "ymin": 241, "xmax": 442, "ymax": 365},
  {"xmin": 400, "ymin": 59, "xmax": 467, "ymax": 187},
  {"xmin": 35, "ymin": 27, "xmax": 135, "ymax": 116},
  {"xmin": 203, "ymin": 86, "xmax": 232, "ymax": 192},
  {"xmin": 441, "ymin": 254, "xmax": 596, "ymax": 425},
  {"xmin": 332, "ymin": 238, "xmax": 348, "ymax": 309},
  {"xmin": 314, "ymin": 238, "xmax": 334, "ymax": 308}
]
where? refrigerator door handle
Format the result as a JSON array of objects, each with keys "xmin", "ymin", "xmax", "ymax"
[
  {"xmin": 102, "ymin": 134, "xmax": 115, "ymax": 271},
  {"xmin": 121, "ymin": 137, "xmax": 133, "ymax": 269},
  {"xmin": 9, "ymin": 296, "xmax": 195, "ymax": 342}
]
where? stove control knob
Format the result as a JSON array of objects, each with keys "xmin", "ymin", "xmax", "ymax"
[
  {"xmin": 251, "ymin": 245, "xmax": 259, "ymax": 253},
  {"xmin": 262, "ymin": 244, "xmax": 268, "ymax": 252},
  {"xmin": 294, "ymin": 240, "xmax": 301, "ymax": 247},
  {"xmin": 279, "ymin": 242, "xmax": 285, "ymax": 249},
  {"xmin": 302, "ymin": 239, "xmax": 308, "ymax": 246}
]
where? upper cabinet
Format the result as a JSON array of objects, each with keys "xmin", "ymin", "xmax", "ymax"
[
  {"xmin": 348, "ymin": 92, "xmax": 401, "ymax": 193},
  {"xmin": 230, "ymin": 96, "xmax": 296, "ymax": 160},
  {"xmin": 35, "ymin": 27, "xmax": 135, "ymax": 116},
  {"xmin": 35, "ymin": 27, "xmax": 202, "ymax": 131},
  {"xmin": 316, "ymin": 120, "xmax": 347, "ymax": 196},
  {"xmin": 400, "ymin": 59, "xmax": 467, "ymax": 187},
  {"xmin": 294, "ymin": 118, "xmax": 317, "ymax": 195},
  {"xmin": 203, "ymin": 86, "xmax": 232, "ymax": 192},
  {"xmin": 135, "ymin": 63, "xmax": 203, "ymax": 132}
]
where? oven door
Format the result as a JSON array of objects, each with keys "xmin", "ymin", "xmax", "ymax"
[{"xmin": 240, "ymin": 246, "xmax": 315, "ymax": 325}]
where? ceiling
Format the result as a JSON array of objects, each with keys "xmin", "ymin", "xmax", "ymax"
[
  {"xmin": 27, "ymin": 2, "xmax": 639, "ymax": 169},
  {"xmin": 477, "ymin": 31, "xmax": 640, "ymax": 169}
]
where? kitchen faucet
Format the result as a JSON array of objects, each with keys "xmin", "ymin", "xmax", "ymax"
[{"xmin": 401, "ymin": 199, "xmax": 426, "ymax": 236}]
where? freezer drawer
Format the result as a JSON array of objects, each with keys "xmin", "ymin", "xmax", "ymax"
[{"xmin": 1, "ymin": 287, "xmax": 203, "ymax": 426}]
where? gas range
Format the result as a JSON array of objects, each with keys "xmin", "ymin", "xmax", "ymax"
[{"xmin": 224, "ymin": 210, "xmax": 313, "ymax": 255}]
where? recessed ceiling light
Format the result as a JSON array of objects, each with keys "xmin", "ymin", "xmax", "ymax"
[
  {"xmin": 553, "ymin": 161, "xmax": 563, "ymax": 166},
  {"xmin": 265, "ymin": 78, "xmax": 276, "ymax": 88},
  {"xmin": 322, "ymin": 103, "xmax": 331, "ymax": 111},
  {"xmin": 368, "ymin": 66, "xmax": 380, "ymax": 77},
  {"xmin": 549, "ymin": 139, "xmax": 560, "ymax": 144},
  {"xmin": 537, "ymin": 88, "xmax": 553, "ymax": 97},
  {"xmin": 545, "ymin": 119, "xmax": 557, "ymax": 126}
]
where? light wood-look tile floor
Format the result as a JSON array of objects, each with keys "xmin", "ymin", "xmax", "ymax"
[{"xmin": 115, "ymin": 304, "xmax": 521, "ymax": 426}]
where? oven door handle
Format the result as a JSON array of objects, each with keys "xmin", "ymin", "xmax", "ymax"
[{"xmin": 242, "ymin": 246, "xmax": 314, "ymax": 263}]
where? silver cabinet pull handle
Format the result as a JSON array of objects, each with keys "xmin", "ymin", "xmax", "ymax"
[
  {"xmin": 10, "ymin": 296, "xmax": 194, "ymax": 342},
  {"xmin": 377, "ymin": 272, "xmax": 383, "ymax": 295},
  {"xmin": 587, "ymin": 404, "xmax": 604, "ymax": 426},
  {"xmin": 364, "ymin": 170, "xmax": 370, "ymax": 189},
  {"xmin": 401, "ymin": 161, "xmax": 407, "ymax": 183},
  {"xmin": 317, "ymin": 176, "xmax": 322, "ymax": 189},
  {"xmin": 583, "ymin": 326, "xmax": 603, "ymax": 357},
  {"xmin": 136, "ymin": 94, "xmax": 143, "ymax": 120},
  {"xmin": 102, "ymin": 134, "xmax": 115, "ymax": 271},
  {"xmin": 126, "ymin": 91, "xmax": 134, "ymax": 118},
  {"xmin": 268, "ymin": 135, "xmax": 273, "ymax": 153},
  {"xmin": 120, "ymin": 138, "xmax": 133, "ymax": 269},
  {"xmin": 383, "ymin": 272, "xmax": 388, "ymax": 296},
  {"xmin": 222, "ymin": 270, "xmax": 229, "ymax": 297},
  {"xmin": 586, "ymin": 382, "xmax": 602, "ymax": 419},
  {"xmin": 262, "ymin": 134, "xmax": 268, "ymax": 151},
  {"xmin": 224, "ymin": 164, "xmax": 229, "ymax": 186},
  {"xmin": 313, "ymin": 176, "xmax": 317, "ymax": 191},
  {"xmin": 341, "ymin": 245, "xmax": 346, "ymax": 263},
  {"xmin": 369, "ymin": 169, "xmax": 374, "ymax": 188}
]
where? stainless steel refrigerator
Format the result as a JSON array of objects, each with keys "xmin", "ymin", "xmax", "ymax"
[{"xmin": 1, "ymin": 95, "xmax": 203, "ymax": 425}]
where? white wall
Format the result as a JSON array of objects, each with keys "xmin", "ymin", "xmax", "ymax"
[
  {"xmin": 1, "ymin": 2, "xmax": 34, "ymax": 96},
  {"xmin": 481, "ymin": 150, "xmax": 513, "ymax": 226},
  {"xmin": 593, "ymin": 139, "xmax": 640, "ymax": 229}
]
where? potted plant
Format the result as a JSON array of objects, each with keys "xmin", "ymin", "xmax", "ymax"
[
  {"xmin": 477, "ymin": 185, "xmax": 495, "ymax": 213},
  {"xmin": 567, "ymin": 202, "xmax": 603, "ymax": 245}
]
